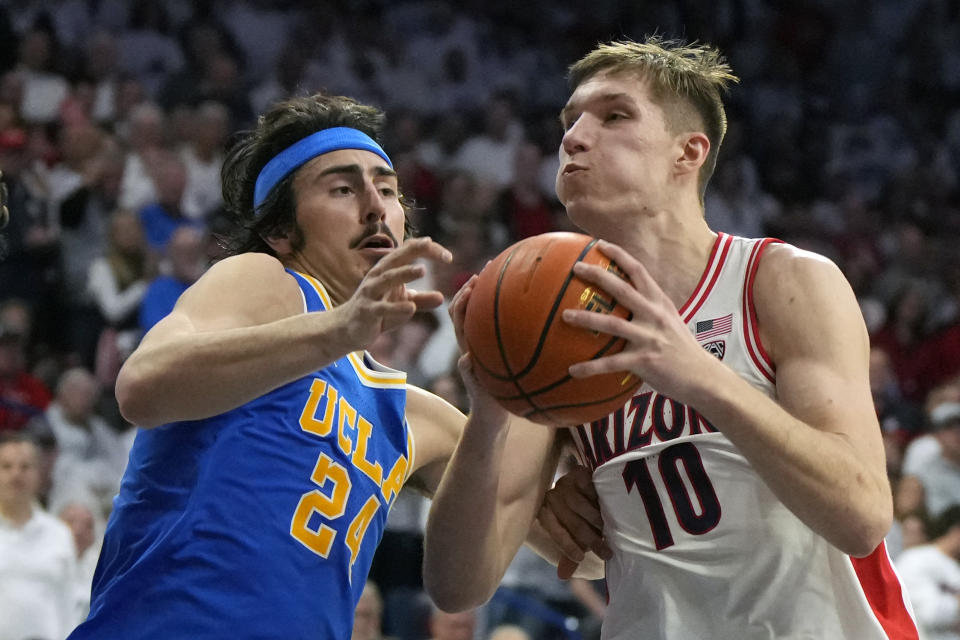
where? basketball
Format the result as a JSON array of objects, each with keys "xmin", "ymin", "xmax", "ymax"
[{"xmin": 463, "ymin": 232, "xmax": 642, "ymax": 427}]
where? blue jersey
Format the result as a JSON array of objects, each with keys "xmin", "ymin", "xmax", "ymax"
[{"xmin": 70, "ymin": 270, "xmax": 413, "ymax": 640}]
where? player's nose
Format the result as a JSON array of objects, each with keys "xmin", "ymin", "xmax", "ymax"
[
  {"xmin": 360, "ymin": 185, "xmax": 388, "ymax": 223},
  {"xmin": 561, "ymin": 118, "xmax": 590, "ymax": 156}
]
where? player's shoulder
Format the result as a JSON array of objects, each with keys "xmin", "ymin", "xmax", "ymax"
[
  {"xmin": 202, "ymin": 252, "xmax": 292, "ymax": 286},
  {"xmin": 754, "ymin": 241, "xmax": 848, "ymax": 303},
  {"xmin": 752, "ymin": 241, "xmax": 864, "ymax": 360},
  {"xmin": 405, "ymin": 385, "xmax": 465, "ymax": 449},
  {"xmin": 177, "ymin": 252, "xmax": 304, "ymax": 324},
  {"xmin": 403, "ymin": 384, "xmax": 466, "ymax": 492}
]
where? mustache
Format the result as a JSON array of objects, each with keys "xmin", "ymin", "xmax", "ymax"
[{"xmin": 349, "ymin": 222, "xmax": 399, "ymax": 249}]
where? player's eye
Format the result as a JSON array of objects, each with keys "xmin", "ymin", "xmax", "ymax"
[
  {"xmin": 332, "ymin": 185, "xmax": 354, "ymax": 195},
  {"xmin": 378, "ymin": 186, "xmax": 397, "ymax": 197},
  {"xmin": 605, "ymin": 112, "xmax": 628, "ymax": 123}
]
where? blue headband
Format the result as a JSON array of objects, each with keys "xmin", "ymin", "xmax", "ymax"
[{"xmin": 253, "ymin": 127, "xmax": 393, "ymax": 211}]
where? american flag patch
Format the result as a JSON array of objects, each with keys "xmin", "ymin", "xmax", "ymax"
[{"xmin": 695, "ymin": 313, "xmax": 733, "ymax": 340}]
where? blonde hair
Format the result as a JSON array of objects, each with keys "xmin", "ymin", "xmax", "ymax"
[{"xmin": 569, "ymin": 36, "xmax": 739, "ymax": 202}]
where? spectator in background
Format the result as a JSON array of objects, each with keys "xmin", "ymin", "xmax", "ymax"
[
  {"xmin": 159, "ymin": 17, "xmax": 240, "ymax": 112},
  {"xmin": 192, "ymin": 50, "xmax": 252, "ymax": 128},
  {"xmin": 0, "ymin": 326, "xmax": 50, "ymax": 433},
  {"xmin": 492, "ymin": 141, "xmax": 558, "ymax": 242},
  {"xmin": 872, "ymin": 282, "xmax": 932, "ymax": 401},
  {"xmin": 59, "ymin": 140, "xmax": 126, "ymax": 367},
  {"xmin": 180, "ymin": 101, "xmax": 228, "ymax": 222},
  {"xmin": 452, "ymin": 91, "xmax": 525, "ymax": 188},
  {"xmin": 86, "ymin": 210, "xmax": 152, "ymax": 388},
  {"xmin": 429, "ymin": 606, "xmax": 478, "ymax": 640},
  {"xmin": 0, "ymin": 125, "xmax": 58, "ymax": 306},
  {"xmin": 139, "ymin": 225, "xmax": 205, "ymax": 333},
  {"xmin": 249, "ymin": 40, "xmax": 309, "ymax": 117},
  {"xmin": 82, "ymin": 30, "xmax": 123, "ymax": 125},
  {"xmin": 352, "ymin": 580, "xmax": 389, "ymax": 640},
  {"xmin": 0, "ymin": 434, "xmax": 79, "ymax": 640},
  {"xmin": 13, "ymin": 27, "xmax": 69, "ymax": 124},
  {"xmin": 118, "ymin": 102, "xmax": 166, "ymax": 213},
  {"xmin": 58, "ymin": 499, "xmax": 104, "ymax": 622},
  {"xmin": 895, "ymin": 505, "xmax": 960, "ymax": 640},
  {"xmin": 488, "ymin": 625, "xmax": 533, "ymax": 640},
  {"xmin": 34, "ymin": 367, "xmax": 134, "ymax": 516},
  {"xmin": 118, "ymin": 0, "xmax": 184, "ymax": 97},
  {"xmin": 897, "ymin": 400, "xmax": 960, "ymax": 522},
  {"xmin": 703, "ymin": 151, "xmax": 779, "ymax": 238},
  {"xmin": 138, "ymin": 151, "xmax": 199, "ymax": 251}
]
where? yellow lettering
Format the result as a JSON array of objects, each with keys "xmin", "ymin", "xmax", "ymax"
[
  {"xmin": 380, "ymin": 454, "xmax": 408, "ymax": 505},
  {"xmin": 299, "ymin": 379, "xmax": 337, "ymax": 437},
  {"xmin": 351, "ymin": 417, "xmax": 383, "ymax": 486},
  {"xmin": 337, "ymin": 397, "xmax": 357, "ymax": 455},
  {"xmin": 345, "ymin": 495, "xmax": 380, "ymax": 573},
  {"xmin": 290, "ymin": 454, "xmax": 351, "ymax": 557}
]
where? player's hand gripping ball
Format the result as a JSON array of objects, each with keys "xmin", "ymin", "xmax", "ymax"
[{"xmin": 463, "ymin": 232, "xmax": 642, "ymax": 427}]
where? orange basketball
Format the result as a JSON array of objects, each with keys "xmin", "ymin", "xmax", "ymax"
[{"xmin": 463, "ymin": 232, "xmax": 642, "ymax": 427}]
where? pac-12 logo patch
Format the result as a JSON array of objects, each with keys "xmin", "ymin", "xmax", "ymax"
[{"xmin": 703, "ymin": 340, "xmax": 725, "ymax": 360}]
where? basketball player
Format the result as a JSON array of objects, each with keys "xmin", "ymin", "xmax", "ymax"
[
  {"xmin": 67, "ymin": 94, "xmax": 558, "ymax": 639},
  {"xmin": 424, "ymin": 37, "xmax": 920, "ymax": 639}
]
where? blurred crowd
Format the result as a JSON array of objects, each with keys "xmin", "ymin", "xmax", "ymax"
[{"xmin": 1, "ymin": 0, "xmax": 960, "ymax": 639}]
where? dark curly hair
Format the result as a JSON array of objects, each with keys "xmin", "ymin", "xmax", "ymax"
[{"xmin": 220, "ymin": 94, "xmax": 408, "ymax": 256}]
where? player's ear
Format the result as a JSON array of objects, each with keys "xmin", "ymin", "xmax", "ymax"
[
  {"xmin": 262, "ymin": 227, "xmax": 295, "ymax": 257},
  {"xmin": 675, "ymin": 131, "xmax": 710, "ymax": 175}
]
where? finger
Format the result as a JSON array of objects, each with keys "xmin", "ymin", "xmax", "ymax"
[
  {"xmin": 392, "ymin": 236, "xmax": 453, "ymax": 266},
  {"xmin": 372, "ymin": 299, "xmax": 419, "ymax": 323},
  {"xmin": 595, "ymin": 239, "xmax": 659, "ymax": 293},
  {"xmin": 562, "ymin": 307, "xmax": 636, "ymax": 339},
  {"xmin": 572, "ymin": 261, "xmax": 644, "ymax": 309},
  {"xmin": 557, "ymin": 555, "xmax": 580, "ymax": 580},
  {"xmin": 450, "ymin": 276, "xmax": 477, "ymax": 348},
  {"xmin": 406, "ymin": 290, "xmax": 444, "ymax": 310},
  {"xmin": 551, "ymin": 487, "xmax": 605, "ymax": 530},
  {"xmin": 361, "ymin": 264, "xmax": 428, "ymax": 298},
  {"xmin": 542, "ymin": 497, "xmax": 605, "ymax": 553},
  {"xmin": 594, "ymin": 537, "xmax": 613, "ymax": 560},
  {"xmin": 537, "ymin": 503, "xmax": 586, "ymax": 564},
  {"xmin": 568, "ymin": 351, "xmax": 638, "ymax": 378}
]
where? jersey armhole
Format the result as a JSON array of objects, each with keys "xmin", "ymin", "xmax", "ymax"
[
  {"xmin": 404, "ymin": 422, "xmax": 416, "ymax": 482},
  {"xmin": 741, "ymin": 238, "xmax": 780, "ymax": 383}
]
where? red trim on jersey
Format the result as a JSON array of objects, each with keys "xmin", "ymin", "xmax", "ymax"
[
  {"xmin": 741, "ymin": 239, "xmax": 778, "ymax": 382},
  {"xmin": 681, "ymin": 233, "xmax": 732, "ymax": 322},
  {"xmin": 850, "ymin": 542, "xmax": 919, "ymax": 640}
]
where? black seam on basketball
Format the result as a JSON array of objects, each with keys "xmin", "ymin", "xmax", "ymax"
[
  {"xmin": 493, "ymin": 248, "xmax": 528, "ymax": 399},
  {"xmin": 511, "ymin": 239, "xmax": 598, "ymax": 379},
  {"xmin": 491, "ymin": 335, "xmax": 627, "ymax": 400},
  {"xmin": 521, "ymin": 382, "xmax": 638, "ymax": 424},
  {"xmin": 493, "ymin": 238, "xmax": 597, "ymax": 422}
]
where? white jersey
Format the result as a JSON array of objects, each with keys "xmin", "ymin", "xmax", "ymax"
[{"xmin": 568, "ymin": 233, "xmax": 918, "ymax": 640}]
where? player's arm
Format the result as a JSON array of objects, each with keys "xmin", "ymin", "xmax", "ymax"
[
  {"xmin": 117, "ymin": 238, "xmax": 450, "ymax": 427},
  {"xmin": 702, "ymin": 244, "xmax": 892, "ymax": 556},
  {"xmin": 412, "ymin": 276, "xmax": 563, "ymax": 611},
  {"xmin": 565, "ymin": 241, "xmax": 891, "ymax": 557},
  {"xmin": 422, "ymin": 387, "xmax": 562, "ymax": 612},
  {"xmin": 406, "ymin": 385, "xmax": 603, "ymax": 582}
]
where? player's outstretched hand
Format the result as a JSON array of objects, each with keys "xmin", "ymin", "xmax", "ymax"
[
  {"xmin": 562, "ymin": 239, "xmax": 718, "ymax": 405},
  {"xmin": 447, "ymin": 273, "xmax": 509, "ymax": 421},
  {"xmin": 339, "ymin": 236, "xmax": 451, "ymax": 349},
  {"xmin": 539, "ymin": 464, "xmax": 611, "ymax": 579}
]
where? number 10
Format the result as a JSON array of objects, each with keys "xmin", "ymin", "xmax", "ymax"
[{"xmin": 622, "ymin": 443, "xmax": 721, "ymax": 550}]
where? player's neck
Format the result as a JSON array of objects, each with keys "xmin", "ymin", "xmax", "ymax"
[
  {"xmin": 619, "ymin": 209, "xmax": 718, "ymax": 310},
  {"xmin": 282, "ymin": 255, "xmax": 348, "ymax": 307}
]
